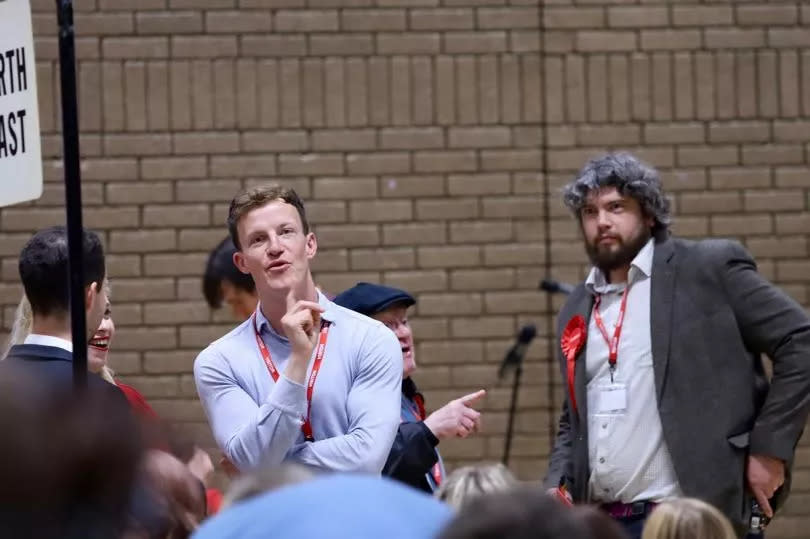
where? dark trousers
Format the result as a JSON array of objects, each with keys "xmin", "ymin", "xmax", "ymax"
[{"xmin": 615, "ymin": 515, "xmax": 646, "ymax": 539}]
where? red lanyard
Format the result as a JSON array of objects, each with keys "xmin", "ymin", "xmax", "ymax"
[
  {"xmin": 252, "ymin": 313, "xmax": 331, "ymax": 442},
  {"xmin": 592, "ymin": 285, "xmax": 631, "ymax": 381}
]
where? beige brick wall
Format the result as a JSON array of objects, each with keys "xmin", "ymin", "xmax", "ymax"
[{"xmin": 2, "ymin": 0, "xmax": 810, "ymax": 535}]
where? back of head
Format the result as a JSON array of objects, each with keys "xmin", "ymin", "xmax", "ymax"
[
  {"xmin": 438, "ymin": 485, "xmax": 590, "ymax": 539},
  {"xmin": 194, "ymin": 474, "xmax": 452, "ymax": 539},
  {"xmin": 435, "ymin": 463, "xmax": 517, "ymax": 510},
  {"xmin": 574, "ymin": 506, "xmax": 630, "ymax": 539},
  {"xmin": 0, "ymin": 365, "xmax": 142, "ymax": 538},
  {"xmin": 202, "ymin": 237, "xmax": 256, "ymax": 309},
  {"xmin": 18, "ymin": 226, "xmax": 105, "ymax": 318},
  {"xmin": 222, "ymin": 462, "xmax": 317, "ymax": 509},
  {"xmin": 137, "ymin": 450, "xmax": 208, "ymax": 539},
  {"xmin": 641, "ymin": 498, "xmax": 737, "ymax": 539}
]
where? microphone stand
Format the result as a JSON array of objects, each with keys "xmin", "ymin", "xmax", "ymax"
[{"xmin": 501, "ymin": 358, "xmax": 524, "ymax": 467}]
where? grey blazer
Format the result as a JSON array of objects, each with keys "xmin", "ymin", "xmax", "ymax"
[{"xmin": 544, "ymin": 236, "xmax": 810, "ymax": 531}]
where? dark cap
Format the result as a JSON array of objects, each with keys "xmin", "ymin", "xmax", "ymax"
[{"xmin": 333, "ymin": 282, "xmax": 415, "ymax": 316}]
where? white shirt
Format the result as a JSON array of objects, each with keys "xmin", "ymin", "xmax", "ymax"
[
  {"xmin": 194, "ymin": 291, "xmax": 403, "ymax": 473},
  {"xmin": 23, "ymin": 334, "xmax": 73, "ymax": 352},
  {"xmin": 585, "ymin": 239, "xmax": 682, "ymax": 503}
]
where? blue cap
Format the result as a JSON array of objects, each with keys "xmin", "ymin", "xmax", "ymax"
[{"xmin": 333, "ymin": 282, "xmax": 415, "ymax": 316}]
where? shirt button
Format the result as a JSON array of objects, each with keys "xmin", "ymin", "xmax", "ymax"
[{"xmin": 599, "ymin": 457, "xmax": 605, "ymax": 464}]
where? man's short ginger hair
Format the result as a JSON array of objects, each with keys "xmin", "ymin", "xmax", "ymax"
[{"xmin": 227, "ymin": 186, "xmax": 310, "ymax": 250}]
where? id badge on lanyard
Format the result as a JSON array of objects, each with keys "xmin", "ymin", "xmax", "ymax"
[
  {"xmin": 591, "ymin": 285, "xmax": 631, "ymax": 416},
  {"xmin": 594, "ymin": 381, "xmax": 628, "ymax": 416}
]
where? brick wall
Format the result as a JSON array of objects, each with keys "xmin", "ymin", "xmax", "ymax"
[{"xmin": 2, "ymin": 1, "xmax": 810, "ymax": 536}]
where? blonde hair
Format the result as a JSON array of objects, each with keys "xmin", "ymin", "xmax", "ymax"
[
  {"xmin": 435, "ymin": 463, "xmax": 517, "ymax": 510},
  {"xmin": 642, "ymin": 498, "xmax": 737, "ymax": 539},
  {"xmin": 2, "ymin": 295, "xmax": 34, "ymax": 358},
  {"xmin": 3, "ymin": 291, "xmax": 117, "ymax": 385}
]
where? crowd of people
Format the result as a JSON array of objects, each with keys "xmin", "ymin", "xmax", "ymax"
[{"xmin": 2, "ymin": 152, "xmax": 809, "ymax": 539}]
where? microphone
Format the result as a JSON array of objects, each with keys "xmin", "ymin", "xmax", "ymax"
[
  {"xmin": 498, "ymin": 324, "xmax": 537, "ymax": 380},
  {"xmin": 539, "ymin": 279, "xmax": 574, "ymax": 296}
]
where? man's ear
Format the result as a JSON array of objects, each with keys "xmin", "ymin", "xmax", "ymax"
[
  {"xmin": 305, "ymin": 232, "xmax": 318, "ymax": 260},
  {"xmin": 233, "ymin": 251, "xmax": 250, "ymax": 274},
  {"xmin": 85, "ymin": 281, "xmax": 98, "ymax": 310}
]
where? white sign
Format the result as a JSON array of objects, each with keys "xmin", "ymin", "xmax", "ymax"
[{"xmin": 0, "ymin": 0, "xmax": 42, "ymax": 207}]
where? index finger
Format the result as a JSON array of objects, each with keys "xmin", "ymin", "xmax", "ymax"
[
  {"xmin": 285, "ymin": 289, "xmax": 297, "ymax": 313},
  {"xmin": 459, "ymin": 389, "xmax": 486, "ymax": 406}
]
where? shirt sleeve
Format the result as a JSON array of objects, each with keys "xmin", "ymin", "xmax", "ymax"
[
  {"xmin": 288, "ymin": 324, "xmax": 403, "ymax": 473},
  {"xmin": 193, "ymin": 346, "xmax": 308, "ymax": 471}
]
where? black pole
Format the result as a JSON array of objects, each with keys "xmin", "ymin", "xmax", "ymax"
[
  {"xmin": 502, "ymin": 363, "xmax": 523, "ymax": 466},
  {"xmin": 537, "ymin": 0, "xmax": 557, "ymax": 455},
  {"xmin": 56, "ymin": 0, "xmax": 87, "ymax": 390}
]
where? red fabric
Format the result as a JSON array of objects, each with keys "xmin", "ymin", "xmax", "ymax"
[
  {"xmin": 206, "ymin": 488, "xmax": 223, "ymax": 515},
  {"xmin": 116, "ymin": 381, "xmax": 159, "ymax": 421},
  {"xmin": 561, "ymin": 315, "xmax": 586, "ymax": 413}
]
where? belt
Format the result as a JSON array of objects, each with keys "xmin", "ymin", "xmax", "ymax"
[{"xmin": 600, "ymin": 500, "xmax": 658, "ymax": 519}]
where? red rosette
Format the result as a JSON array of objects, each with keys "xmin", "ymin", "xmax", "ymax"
[{"xmin": 561, "ymin": 315, "xmax": 586, "ymax": 413}]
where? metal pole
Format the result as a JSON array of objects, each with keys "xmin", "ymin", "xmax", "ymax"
[
  {"xmin": 502, "ymin": 363, "xmax": 523, "ymax": 466},
  {"xmin": 56, "ymin": 0, "xmax": 87, "ymax": 390},
  {"xmin": 538, "ymin": 0, "xmax": 558, "ymax": 454}
]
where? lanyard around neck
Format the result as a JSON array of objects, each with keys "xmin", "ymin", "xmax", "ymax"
[
  {"xmin": 592, "ymin": 284, "xmax": 631, "ymax": 381},
  {"xmin": 252, "ymin": 313, "xmax": 331, "ymax": 441}
]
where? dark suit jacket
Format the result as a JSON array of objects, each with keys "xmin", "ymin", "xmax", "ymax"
[
  {"xmin": 544, "ymin": 236, "xmax": 810, "ymax": 531},
  {"xmin": 383, "ymin": 379, "xmax": 440, "ymax": 493},
  {"xmin": 3, "ymin": 343, "xmax": 126, "ymax": 402},
  {"xmin": 384, "ymin": 421, "xmax": 439, "ymax": 493}
]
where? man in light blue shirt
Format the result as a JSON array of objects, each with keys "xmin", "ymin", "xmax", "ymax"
[{"xmin": 194, "ymin": 186, "xmax": 402, "ymax": 473}]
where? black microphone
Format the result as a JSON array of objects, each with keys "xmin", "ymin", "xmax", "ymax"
[
  {"xmin": 498, "ymin": 324, "xmax": 537, "ymax": 379},
  {"xmin": 539, "ymin": 279, "xmax": 574, "ymax": 295}
]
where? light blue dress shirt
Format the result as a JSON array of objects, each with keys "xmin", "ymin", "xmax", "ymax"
[{"xmin": 194, "ymin": 291, "xmax": 403, "ymax": 473}]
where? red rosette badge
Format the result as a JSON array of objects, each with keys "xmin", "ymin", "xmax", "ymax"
[{"xmin": 561, "ymin": 315, "xmax": 586, "ymax": 413}]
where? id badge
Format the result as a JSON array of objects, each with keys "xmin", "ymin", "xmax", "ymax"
[{"xmin": 595, "ymin": 382, "xmax": 627, "ymax": 416}]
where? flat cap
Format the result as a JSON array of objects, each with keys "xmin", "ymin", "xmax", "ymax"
[{"xmin": 332, "ymin": 282, "xmax": 415, "ymax": 316}]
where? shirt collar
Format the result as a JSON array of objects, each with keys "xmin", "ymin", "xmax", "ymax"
[
  {"xmin": 586, "ymin": 238, "xmax": 655, "ymax": 295},
  {"xmin": 254, "ymin": 289, "xmax": 337, "ymax": 334},
  {"xmin": 23, "ymin": 334, "xmax": 74, "ymax": 353}
]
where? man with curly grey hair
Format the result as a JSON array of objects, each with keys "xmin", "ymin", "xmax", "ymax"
[{"xmin": 544, "ymin": 152, "xmax": 810, "ymax": 539}]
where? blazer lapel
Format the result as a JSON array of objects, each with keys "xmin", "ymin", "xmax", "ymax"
[{"xmin": 650, "ymin": 237, "xmax": 676, "ymax": 403}]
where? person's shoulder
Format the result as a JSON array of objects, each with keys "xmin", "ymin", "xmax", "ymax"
[
  {"xmin": 195, "ymin": 318, "xmax": 253, "ymax": 367},
  {"xmin": 557, "ymin": 283, "xmax": 591, "ymax": 320},
  {"xmin": 329, "ymin": 302, "xmax": 387, "ymax": 332},
  {"xmin": 671, "ymin": 236, "xmax": 749, "ymax": 264},
  {"xmin": 327, "ymin": 302, "xmax": 400, "ymax": 359}
]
